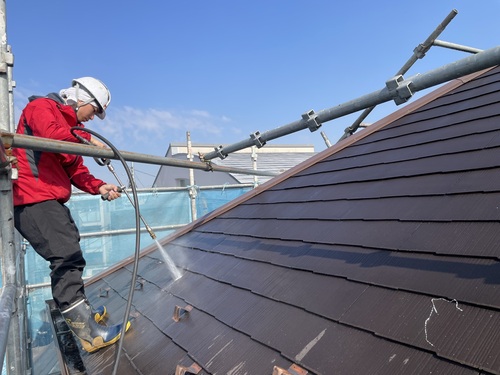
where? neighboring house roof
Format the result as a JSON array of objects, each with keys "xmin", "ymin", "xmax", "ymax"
[
  {"xmin": 154, "ymin": 144, "xmax": 316, "ymax": 186},
  {"xmin": 212, "ymin": 150, "xmax": 317, "ymax": 184},
  {"xmin": 61, "ymin": 65, "xmax": 500, "ymax": 374}
]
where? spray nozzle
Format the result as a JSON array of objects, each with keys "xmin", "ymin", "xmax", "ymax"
[
  {"xmin": 101, "ymin": 186, "xmax": 124, "ymax": 201},
  {"xmin": 146, "ymin": 225, "xmax": 157, "ymax": 240}
]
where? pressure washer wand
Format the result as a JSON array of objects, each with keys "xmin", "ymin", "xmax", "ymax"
[
  {"xmin": 101, "ymin": 160, "xmax": 157, "ymax": 240},
  {"xmin": 75, "ymin": 134, "xmax": 157, "ymax": 240}
]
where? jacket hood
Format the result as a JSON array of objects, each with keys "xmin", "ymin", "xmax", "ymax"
[{"xmin": 28, "ymin": 93, "xmax": 65, "ymax": 104}]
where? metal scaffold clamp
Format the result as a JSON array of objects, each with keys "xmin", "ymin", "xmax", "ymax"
[
  {"xmin": 204, "ymin": 160, "xmax": 214, "ymax": 172},
  {"xmin": 1, "ymin": 135, "xmax": 18, "ymax": 179},
  {"xmin": 250, "ymin": 131, "xmax": 266, "ymax": 148},
  {"xmin": 213, "ymin": 145, "xmax": 227, "ymax": 160},
  {"xmin": 386, "ymin": 75, "xmax": 414, "ymax": 105},
  {"xmin": 0, "ymin": 45, "xmax": 14, "ymax": 73},
  {"xmin": 413, "ymin": 42, "xmax": 431, "ymax": 59},
  {"xmin": 7, "ymin": 155, "xmax": 18, "ymax": 179},
  {"xmin": 302, "ymin": 109, "xmax": 322, "ymax": 132},
  {"xmin": 197, "ymin": 152, "xmax": 214, "ymax": 171}
]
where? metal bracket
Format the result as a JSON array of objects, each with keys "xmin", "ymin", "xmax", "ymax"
[
  {"xmin": 188, "ymin": 184, "xmax": 199, "ymax": 199},
  {"xmin": 1, "ymin": 132, "xmax": 14, "ymax": 148},
  {"xmin": 386, "ymin": 75, "xmax": 413, "ymax": 105},
  {"xmin": 214, "ymin": 145, "xmax": 227, "ymax": 160},
  {"xmin": 273, "ymin": 364, "xmax": 309, "ymax": 375},
  {"xmin": 175, "ymin": 362, "xmax": 202, "ymax": 375},
  {"xmin": 173, "ymin": 304, "xmax": 193, "ymax": 322},
  {"xmin": 197, "ymin": 152, "xmax": 215, "ymax": 171},
  {"xmin": 204, "ymin": 161, "xmax": 214, "ymax": 172},
  {"xmin": 0, "ymin": 48, "xmax": 14, "ymax": 73},
  {"xmin": 413, "ymin": 43, "xmax": 429, "ymax": 59},
  {"xmin": 8, "ymin": 156, "xmax": 18, "ymax": 179},
  {"xmin": 135, "ymin": 277, "xmax": 145, "ymax": 291},
  {"xmin": 250, "ymin": 131, "xmax": 266, "ymax": 148},
  {"xmin": 0, "ymin": 142, "xmax": 17, "ymax": 178},
  {"xmin": 98, "ymin": 287, "xmax": 110, "ymax": 298},
  {"xmin": 302, "ymin": 110, "xmax": 322, "ymax": 132}
]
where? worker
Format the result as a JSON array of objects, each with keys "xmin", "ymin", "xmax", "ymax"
[{"xmin": 12, "ymin": 77, "xmax": 130, "ymax": 353}]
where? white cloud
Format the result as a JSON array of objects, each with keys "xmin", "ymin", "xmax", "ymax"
[
  {"xmin": 189, "ymin": 109, "xmax": 211, "ymax": 118},
  {"xmin": 99, "ymin": 106, "xmax": 228, "ymax": 142},
  {"xmin": 86, "ymin": 105, "xmax": 239, "ymax": 160}
]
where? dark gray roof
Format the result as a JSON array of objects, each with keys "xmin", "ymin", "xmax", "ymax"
[{"xmin": 50, "ymin": 65, "xmax": 500, "ymax": 374}]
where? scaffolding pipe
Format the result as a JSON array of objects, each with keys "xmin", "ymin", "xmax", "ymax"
[
  {"xmin": 0, "ymin": 285, "xmax": 16, "ymax": 372},
  {"xmin": 71, "ymin": 183, "xmax": 254, "ymax": 195},
  {"xmin": 432, "ymin": 39, "xmax": 483, "ymax": 54},
  {"xmin": 251, "ymin": 146, "xmax": 258, "ymax": 186},
  {"xmin": 0, "ymin": 8, "xmax": 10, "ymax": 133},
  {"xmin": 0, "ymin": 132, "xmax": 279, "ymax": 177},
  {"xmin": 396, "ymin": 9, "xmax": 458, "ymax": 77},
  {"xmin": 0, "ymin": 1, "xmax": 27, "ymax": 373},
  {"xmin": 338, "ymin": 10, "xmax": 480, "ymax": 142},
  {"xmin": 0, "ymin": 146, "xmax": 25, "ymax": 375},
  {"xmin": 320, "ymin": 131, "xmax": 332, "ymax": 148},
  {"xmin": 77, "ymin": 224, "xmax": 187, "ymax": 238},
  {"xmin": 6, "ymin": 46, "xmax": 15, "ymax": 133},
  {"xmin": 337, "ymin": 106, "xmax": 374, "ymax": 142},
  {"xmin": 201, "ymin": 44, "xmax": 500, "ymax": 161},
  {"xmin": 339, "ymin": 8, "xmax": 456, "ymax": 142},
  {"xmin": 187, "ymin": 132, "xmax": 197, "ymax": 221}
]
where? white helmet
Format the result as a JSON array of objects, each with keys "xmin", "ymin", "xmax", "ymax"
[{"xmin": 72, "ymin": 77, "xmax": 111, "ymax": 119}]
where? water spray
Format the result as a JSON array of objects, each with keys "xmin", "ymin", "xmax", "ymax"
[
  {"xmin": 99, "ymin": 166, "xmax": 186, "ymax": 281},
  {"xmin": 72, "ymin": 132, "xmax": 182, "ymax": 277}
]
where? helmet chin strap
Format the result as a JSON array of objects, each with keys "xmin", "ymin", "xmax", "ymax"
[{"xmin": 74, "ymin": 83, "xmax": 80, "ymax": 111}]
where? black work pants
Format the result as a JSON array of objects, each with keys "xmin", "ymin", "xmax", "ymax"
[{"xmin": 14, "ymin": 200, "xmax": 86, "ymax": 310}]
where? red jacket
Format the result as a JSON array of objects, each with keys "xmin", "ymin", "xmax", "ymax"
[{"xmin": 13, "ymin": 95, "xmax": 105, "ymax": 206}]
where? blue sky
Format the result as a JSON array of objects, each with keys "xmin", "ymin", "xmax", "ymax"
[{"xmin": 6, "ymin": 1, "xmax": 500, "ymax": 187}]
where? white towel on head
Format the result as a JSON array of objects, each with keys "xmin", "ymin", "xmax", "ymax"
[{"xmin": 59, "ymin": 86, "xmax": 94, "ymax": 106}]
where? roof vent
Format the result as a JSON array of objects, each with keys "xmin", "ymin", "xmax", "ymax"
[
  {"xmin": 173, "ymin": 304, "xmax": 193, "ymax": 322},
  {"xmin": 273, "ymin": 364, "xmax": 308, "ymax": 375},
  {"xmin": 175, "ymin": 362, "xmax": 202, "ymax": 375}
]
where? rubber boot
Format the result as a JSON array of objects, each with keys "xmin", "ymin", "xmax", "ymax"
[
  {"xmin": 61, "ymin": 299, "xmax": 130, "ymax": 353},
  {"xmin": 93, "ymin": 305, "xmax": 107, "ymax": 323}
]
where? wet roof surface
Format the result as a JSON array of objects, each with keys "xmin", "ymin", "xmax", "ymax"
[{"xmin": 47, "ymin": 66, "xmax": 500, "ymax": 374}]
